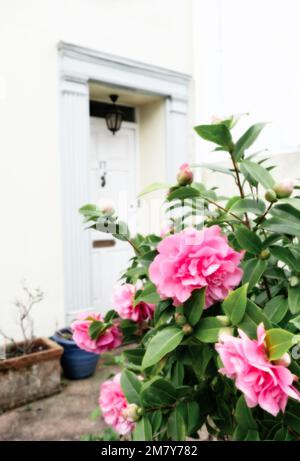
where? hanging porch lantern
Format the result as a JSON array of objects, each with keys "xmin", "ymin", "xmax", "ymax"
[{"xmin": 105, "ymin": 94, "xmax": 123, "ymax": 135}]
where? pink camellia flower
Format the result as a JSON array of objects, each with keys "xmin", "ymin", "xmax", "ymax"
[
  {"xmin": 112, "ymin": 284, "xmax": 155, "ymax": 323},
  {"xmin": 149, "ymin": 225, "xmax": 243, "ymax": 308},
  {"xmin": 71, "ymin": 311, "xmax": 122, "ymax": 354},
  {"xmin": 215, "ymin": 323, "xmax": 300, "ymax": 416},
  {"xmin": 99, "ymin": 373, "xmax": 135, "ymax": 435},
  {"xmin": 176, "ymin": 163, "xmax": 194, "ymax": 186}
]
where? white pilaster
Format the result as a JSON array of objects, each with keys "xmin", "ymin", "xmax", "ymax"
[
  {"xmin": 60, "ymin": 77, "xmax": 92, "ymax": 320},
  {"xmin": 166, "ymin": 97, "xmax": 189, "ymax": 183}
]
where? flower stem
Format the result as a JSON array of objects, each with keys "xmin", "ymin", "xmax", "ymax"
[
  {"xmin": 200, "ymin": 194, "xmax": 248, "ymax": 227},
  {"xmin": 254, "ymin": 203, "xmax": 273, "ymax": 229},
  {"xmin": 230, "ymin": 154, "xmax": 251, "ymax": 228}
]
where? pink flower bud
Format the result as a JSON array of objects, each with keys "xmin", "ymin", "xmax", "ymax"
[
  {"xmin": 160, "ymin": 223, "xmax": 172, "ymax": 237},
  {"xmin": 216, "ymin": 315, "xmax": 230, "ymax": 326},
  {"xmin": 273, "ymin": 179, "xmax": 294, "ymax": 199},
  {"xmin": 98, "ymin": 199, "xmax": 115, "ymax": 216},
  {"xmin": 176, "ymin": 163, "xmax": 193, "ymax": 186},
  {"xmin": 211, "ymin": 115, "xmax": 223, "ymax": 124},
  {"xmin": 218, "ymin": 327, "xmax": 234, "ymax": 342},
  {"xmin": 121, "ymin": 403, "xmax": 140, "ymax": 422},
  {"xmin": 274, "ymin": 353, "xmax": 291, "ymax": 367}
]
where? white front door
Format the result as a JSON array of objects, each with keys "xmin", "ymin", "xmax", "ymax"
[{"xmin": 89, "ymin": 117, "xmax": 137, "ymax": 314}]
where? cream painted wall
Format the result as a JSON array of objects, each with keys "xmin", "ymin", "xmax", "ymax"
[{"xmin": 0, "ymin": 0, "xmax": 194, "ymax": 340}]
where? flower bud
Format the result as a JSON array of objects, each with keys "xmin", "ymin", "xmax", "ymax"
[
  {"xmin": 289, "ymin": 276, "xmax": 299, "ymax": 287},
  {"xmin": 265, "ymin": 189, "xmax": 277, "ymax": 203},
  {"xmin": 98, "ymin": 199, "xmax": 115, "ymax": 216},
  {"xmin": 273, "ymin": 179, "xmax": 294, "ymax": 199},
  {"xmin": 274, "ymin": 352, "xmax": 291, "ymax": 367},
  {"xmin": 160, "ymin": 223, "xmax": 174, "ymax": 238},
  {"xmin": 176, "ymin": 163, "xmax": 193, "ymax": 186},
  {"xmin": 122, "ymin": 403, "xmax": 140, "ymax": 422},
  {"xmin": 211, "ymin": 115, "xmax": 223, "ymax": 125},
  {"xmin": 259, "ymin": 249, "xmax": 271, "ymax": 260},
  {"xmin": 216, "ymin": 315, "xmax": 231, "ymax": 326},
  {"xmin": 137, "ymin": 407, "xmax": 144, "ymax": 416},
  {"xmin": 175, "ymin": 313, "xmax": 187, "ymax": 326},
  {"xmin": 182, "ymin": 323, "xmax": 193, "ymax": 335},
  {"xmin": 218, "ymin": 327, "xmax": 234, "ymax": 342}
]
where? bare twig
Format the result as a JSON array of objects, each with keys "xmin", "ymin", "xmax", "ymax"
[{"xmin": 0, "ymin": 283, "xmax": 44, "ymax": 356}]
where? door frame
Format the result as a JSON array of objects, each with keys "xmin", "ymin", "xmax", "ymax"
[{"xmin": 58, "ymin": 41, "xmax": 191, "ymax": 321}]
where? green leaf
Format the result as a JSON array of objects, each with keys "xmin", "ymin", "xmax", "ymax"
[
  {"xmin": 79, "ymin": 203, "xmax": 101, "ymax": 218},
  {"xmin": 134, "ymin": 282, "xmax": 161, "ymax": 306},
  {"xmin": 154, "ymin": 300, "xmax": 172, "ymax": 325},
  {"xmin": 184, "ymin": 288, "xmax": 206, "ymax": 326},
  {"xmin": 270, "ymin": 203, "xmax": 300, "ymax": 223},
  {"xmin": 270, "ymin": 246, "xmax": 299, "ymax": 271},
  {"xmin": 242, "ymin": 258, "xmax": 267, "ymax": 290},
  {"xmin": 167, "ymin": 186, "xmax": 200, "ymax": 202},
  {"xmin": 265, "ymin": 328, "xmax": 295, "ymax": 360},
  {"xmin": 244, "ymin": 429, "xmax": 260, "ymax": 441},
  {"xmin": 222, "ymin": 284, "xmax": 248, "ymax": 325},
  {"xmin": 123, "ymin": 348, "xmax": 145, "ymax": 366},
  {"xmin": 238, "ymin": 300, "xmax": 272, "ymax": 337},
  {"xmin": 194, "ymin": 124, "xmax": 233, "ymax": 149},
  {"xmin": 192, "ymin": 163, "xmax": 234, "ymax": 177},
  {"xmin": 288, "ymin": 285, "xmax": 300, "ymax": 315},
  {"xmin": 149, "ymin": 411, "xmax": 162, "ymax": 435},
  {"xmin": 240, "ymin": 159, "xmax": 275, "ymax": 190},
  {"xmin": 88, "ymin": 320, "xmax": 109, "ymax": 341},
  {"xmin": 194, "ymin": 317, "xmax": 223, "ymax": 343},
  {"xmin": 274, "ymin": 428, "xmax": 294, "ymax": 441},
  {"xmin": 189, "ymin": 345, "xmax": 213, "ymax": 381},
  {"xmin": 264, "ymin": 296, "xmax": 289, "ymax": 323},
  {"xmin": 133, "ymin": 416, "xmax": 153, "ymax": 441},
  {"xmin": 141, "ymin": 378, "xmax": 177, "ymax": 408},
  {"xmin": 235, "ymin": 227, "xmax": 262, "ymax": 255},
  {"xmin": 171, "ymin": 362, "xmax": 185, "ymax": 387},
  {"xmin": 138, "ymin": 182, "xmax": 170, "ymax": 197},
  {"xmin": 167, "ymin": 408, "xmax": 186, "ymax": 441},
  {"xmin": 230, "ymin": 198, "xmax": 266, "ymax": 215},
  {"xmin": 235, "ymin": 395, "xmax": 257, "ymax": 430},
  {"xmin": 233, "ymin": 426, "xmax": 260, "ymax": 441},
  {"xmin": 141, "ymin": 327, "xmax": 184, "ymax": 369},
  {"xmin": 234, "ymin": 123, "xmax": 266, "ymax": 161},
  {"xmin": 177, "ymin": 401, "xmax": 200, "ymax": 435},
  {"xmin": 261, "ymin": 217, "xmax": 300, "ymax": 239},
  {"xmin": 120, "ymin": 370, "xmax": 142, "ymax": 405},
  {"xmin": 285, "ymin": 412, "xmax": 300, "ymax": 434},
  {"xmin": 289, "ymin": 314, "xmax": 300, "ymax": 330}
]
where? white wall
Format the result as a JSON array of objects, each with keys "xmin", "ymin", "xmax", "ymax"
[{"xmin": 0, "ymin": 0, "xmax": 194, "ymax": 340}]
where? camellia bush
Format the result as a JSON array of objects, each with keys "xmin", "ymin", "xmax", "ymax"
[{"xmin": 76, "ymin": 116, "xmax": 300, "ymax": 441}]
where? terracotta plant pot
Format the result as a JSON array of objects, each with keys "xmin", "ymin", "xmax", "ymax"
[{"xmin": 0, "ymin": 337, "xmax": 63, "ymax": 413}]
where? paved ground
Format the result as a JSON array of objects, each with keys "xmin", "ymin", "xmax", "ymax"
[{"xmin": 0, "ymin": 356, "xmax": 119, "ymax": 441}]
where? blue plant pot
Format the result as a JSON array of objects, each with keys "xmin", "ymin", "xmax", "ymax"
[{"xmin": 51, "ymin": 328, "xmax": 100, "ymax": 380}]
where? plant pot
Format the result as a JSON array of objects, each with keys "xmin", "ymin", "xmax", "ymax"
[
  {"xmin": 0, "ymin": 337, "xmax": 63, "ymax": 413},
  {"xmin": 51, "ymin": 328, "xmax": 100, "ymax": 380}
]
